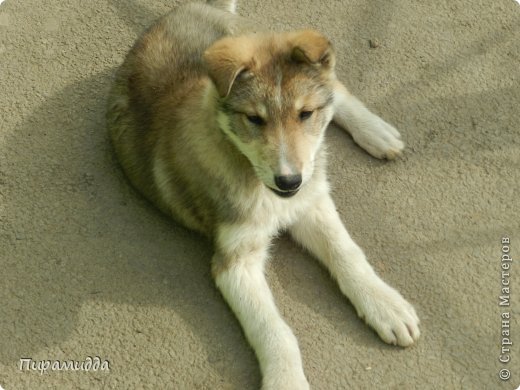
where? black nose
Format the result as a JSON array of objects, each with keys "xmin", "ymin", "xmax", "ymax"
[{"xmin": 274, "ymin": 174, "xmax": 302, "ymax": 192}]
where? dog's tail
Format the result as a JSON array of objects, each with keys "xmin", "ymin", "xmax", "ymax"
[{"xmin": 207, "ymin": 0, "xmax": 237, "ymax": 14}]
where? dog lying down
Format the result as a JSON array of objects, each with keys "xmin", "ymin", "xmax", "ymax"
[{"xmin": 107, "ymin": 0, "xmax": 420, "ymax": 388}]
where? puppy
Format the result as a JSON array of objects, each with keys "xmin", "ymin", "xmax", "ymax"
[{"xmin": 107, "ymin": 1, "xmax": 420, "ymax": 388}]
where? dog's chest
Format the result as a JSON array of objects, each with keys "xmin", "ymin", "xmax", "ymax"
[{"xmin": 236, "ymin": 185, "xmax": 322, "ymax": 234}]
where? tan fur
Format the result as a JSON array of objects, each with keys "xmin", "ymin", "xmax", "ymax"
[{"xmin": 107, "ymin": 1, "xmax": 418, "ymax": 389}]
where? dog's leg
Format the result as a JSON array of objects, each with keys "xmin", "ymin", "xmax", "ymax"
[
  {"xmin": 289, "ymin": 195, "xmax": 420, "ymax": 347},
  {"xmin": 332, "ymin": 81, "xmax": 404, "ymax": 159},
  {"xmin": 213, "ymin": 224, "xmax": 309, "ymax": 390}
]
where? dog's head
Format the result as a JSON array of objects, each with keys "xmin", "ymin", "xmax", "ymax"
[{"xmin": 204, "ymin": 30, "xmax": 336, "ymax": 198}]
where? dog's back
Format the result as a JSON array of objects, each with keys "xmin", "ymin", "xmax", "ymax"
[{"xmin": 120, "ymin": 2, "xmax": 245, "ymax": 104}]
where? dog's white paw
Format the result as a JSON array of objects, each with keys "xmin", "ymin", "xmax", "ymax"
[
  {"xmin": 353, "ymin": 279, "xmax": 420, "ymax": 347},
  {"xmin": 351, "ymin": 115, "xmax": 404, "ymax": 160}
]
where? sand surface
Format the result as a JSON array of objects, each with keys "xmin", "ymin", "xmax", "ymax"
[{"xmin": 1, "ymin": 0, "xmax": 519, "ymax": 389}]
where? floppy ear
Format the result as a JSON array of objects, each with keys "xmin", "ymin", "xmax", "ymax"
[
  {"xmin": 204, "ymin": 36, "xmax": 253, "ymax": 98},
  {"xmin": 289, "ymin": 30, "xmax": 334, "ymax": 68}
]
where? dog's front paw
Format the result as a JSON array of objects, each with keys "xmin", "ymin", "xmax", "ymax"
[
  {"xmin": 351, "ymin": 115, "xmax": 404, "ymax": 160},
  {"xmin": 353, "ymin": 280, "xmax": 420, "ymax": 347}
]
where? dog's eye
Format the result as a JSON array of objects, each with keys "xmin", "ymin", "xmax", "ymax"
[
  {"xmin": 299, "ymin": 110, "xmax": 313, "ymax": 121},
  {"xmin": 246, "ymin": 115, "xmax": 266, "ymax": 126}
]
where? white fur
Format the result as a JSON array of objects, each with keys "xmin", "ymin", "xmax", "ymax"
[
  {"xmin": 213, "ymin": 77, "xmax": 417, "ymax": 387},
  {"xmin": 289, "ymin": 195, "xmax": 420, "ymax": 347},
  {"xmin": 213, "ymin": 169, "xmax": 419, "ymax": 388},
  {"xmin": 333, "ymin": 81, "xmax": 404, "ymax": 159},
  {"xmin": 277, "ymin": 126, "xmax": 295, "ymax": 177},
  {"xmin": 214, "ymin": 224, "xmax": 309, "ymax": 389},
  {"xmin": 212, "ymin": 78, "xmax": 417, "ymax": 388}
]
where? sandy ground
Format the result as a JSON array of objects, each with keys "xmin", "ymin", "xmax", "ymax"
[{"xmin": 1, "ymin": 0, "xmax": 519, "ymax": 389}]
